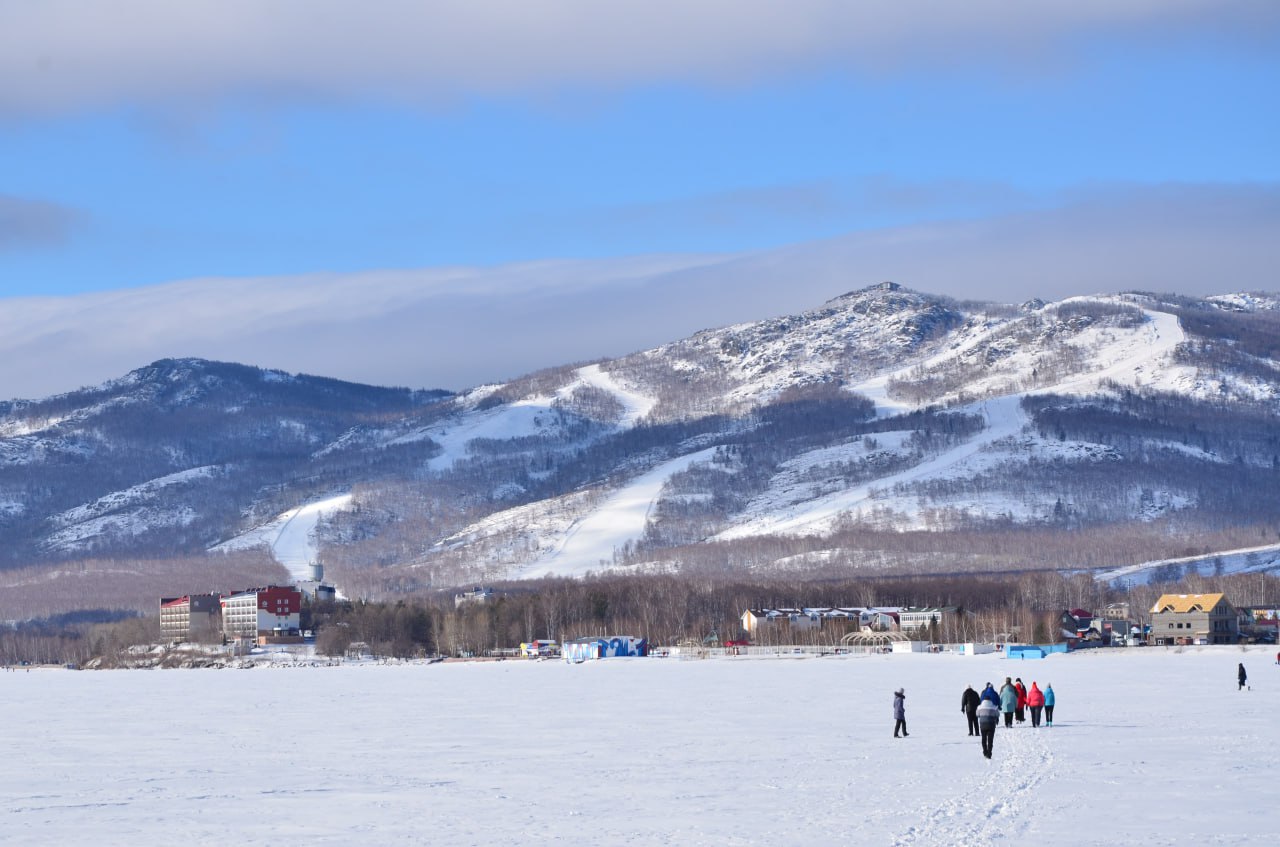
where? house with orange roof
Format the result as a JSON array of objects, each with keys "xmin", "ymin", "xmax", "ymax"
[{"xmin": 1148, "ymin": 593, "xmax": 1239, "ymax": 646}]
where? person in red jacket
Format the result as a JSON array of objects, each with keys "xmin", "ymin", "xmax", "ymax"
[
  {"xmin": 1014, "ymin": 678, "xmax": 1028, "ymax": 724},
  {"xmin": 1026, "ymin": 681, "xmax": 1046, "ymax": 727}
]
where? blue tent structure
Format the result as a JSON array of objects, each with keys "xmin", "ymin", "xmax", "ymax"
[{"xmin": 563, "ymin": 636, "xmax": 648, "ymax": 663}]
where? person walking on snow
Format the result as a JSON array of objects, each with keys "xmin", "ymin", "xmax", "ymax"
[
  {"xmin": 961, "ymin": 684, "xmax": 980, "ymax": 736},
  {"xmin": 1027, "ymin": 681, "xmax": 1045, "ymax": 727},
  {"xmin": 1014, "ymin": 677, "xmax": 1028, "ymax": 723},
  {"xmin": 1044, "ymin": 684, "xmax": 1056, "ymax": 726},
  {"xmin": 893, "ymin": 688, "xmax": 909, "ymax": 737},
  {"xmin": 976, "ymin": 698, "xmax": 1000, "ymax": 759},
  {"xmin": 980, "ymin": 682, "xmax": 999, "ymax": 705},
  {"xmin": 1238, "ymin": 663, "xmax": 1248, "ymax": 691},
  {"xmin": 999, "ymin": 677, "xmax": 1018, "ymax": 728}
]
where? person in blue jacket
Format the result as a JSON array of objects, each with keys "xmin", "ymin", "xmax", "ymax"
[
  {"xmin": 1044, "ymin": 684, "xmax": 1056, "ymax": 726},
  {"xmin": 999, "ymin": 677, "xmax": 1018, "ymax": 728},
  {"xmin": 980, "ymin": 682, "xmax": 1000, "ymax": 705}
]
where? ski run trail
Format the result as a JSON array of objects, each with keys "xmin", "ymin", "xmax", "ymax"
[
  {"xmin": 213, "ymin": 493, "xmax": 352, "ymax": 580},
  {"xmin": 718, "ymin": 306, "xmax": 1184, "ymax": 539},
  {"xmin": 520, "ymin": 447, "xmax": 719, "ymax": 578}
]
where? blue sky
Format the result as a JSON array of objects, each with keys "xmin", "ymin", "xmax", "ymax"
[
  {"xmin": 0, "ymin": 1, "xmax": 1277, "ymax": 397},
  {"xmin": 2, "ymin": 1, "xmax": 1276, "ymax": 298}
]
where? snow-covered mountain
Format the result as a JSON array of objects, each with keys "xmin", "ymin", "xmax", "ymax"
[{"xmin": 2, "ymin": 285, "xmax": 1279, "ymax": 596}]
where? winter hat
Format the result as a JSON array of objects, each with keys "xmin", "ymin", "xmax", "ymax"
[{"xmin": 895, "ymin": 687, "xmax": 904, "ymax": 695}]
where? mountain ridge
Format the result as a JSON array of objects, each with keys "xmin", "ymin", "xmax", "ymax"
[{"xmin": 2, "ymin": 284, "xmax": 1279, "ymax": 615}]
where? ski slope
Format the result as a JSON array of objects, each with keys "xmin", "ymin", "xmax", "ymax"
[
  {"xmin": 519, "ymin": 447, "xmax": 718, "ymax": 578},
  {"xmin": 1094, "ymin": 541, "xmax": 1280, "ymax": 585},
  {"xmin": 213, "ymin": 493, "xmax": 352, "ymax": 581},
  {"xmin": 416, "ymin": 364, "xmax": 656, "ymax": 473},
  {"xmin": 718, "ymin": 306, "xmax": 1186, "ymax": 538}
]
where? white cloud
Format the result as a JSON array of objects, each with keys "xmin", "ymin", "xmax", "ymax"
[
  {"xmin": 0, "ymin": 0, "xmax": 1273, "ymax": 115},
  {"xmin": 0, "ymin": 182, "xmax": 1274, "ymax": 402}
]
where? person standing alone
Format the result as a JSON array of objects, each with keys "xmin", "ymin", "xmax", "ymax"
[
  {"xmin": 961, "ymin": 684, "xmax": 980, "ymax": 736},
  {"xmin": 1238, "ymin": 663, "xmax": 1248, "ymax": 691},
  {"xmin": 893, "ymin": 688, "xmax": 909, "ymax": 737}
]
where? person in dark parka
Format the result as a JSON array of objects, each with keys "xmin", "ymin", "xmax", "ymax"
[
  {"xmin": 961, "ymin": 684, "xmax": 980, "ymax": 736},
  {"xmin": 893, "ymin": 688, "xmax": 908, "ymax": 737},
  {"xmin": 1238, "ymin": 663, "xmax": 1248, "ymax": 691}
]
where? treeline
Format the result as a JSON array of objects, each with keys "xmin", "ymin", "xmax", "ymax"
[{"xmin": 6, "ymin": 569, "xmax": 1278, "ymax": 666}]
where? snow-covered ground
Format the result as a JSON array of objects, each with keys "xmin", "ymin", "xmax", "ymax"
[
  {"xmin": 520, "ymin": 447, "xmax": 719, "ymax": 578},
  {"xmin": 1095, "ymin": 541, "xmax": 1280, "ymax": 585},
  {"xmin": 213, "ymin": 493, "xmax": 352, "ymax": 581},
  {"xmin": 415, "ymin": 364, "xmax": 657, "ymax": 474},
  {"xmin": 3, "ymin": 647, "xmax": 1275, "ymax": 846}
]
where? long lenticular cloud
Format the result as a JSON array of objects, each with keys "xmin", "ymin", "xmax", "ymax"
[
  {"xmin": 0, "ymin": 182, "xmax": 1274, "ymax": 403},
  {"xmin": 0, "ymin": 0, "xmax": 1275, "ymax": 115}
]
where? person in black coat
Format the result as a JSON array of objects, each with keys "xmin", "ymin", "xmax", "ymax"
[
  {"xmin": 1238, "ymin": 663, "xmax": 1248, "ymax": 691},
  {"xmin": 893, "ymin": 688, "xmax": 908, "ymax": 737},
  {"xmin": 961, "ymin": 684, "xmax": 980, "ymax": 736}
]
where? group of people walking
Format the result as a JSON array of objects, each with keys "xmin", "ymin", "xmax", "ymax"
[
  {"xmin": 894, "ymin": 678, "xmax": 1056, "ymax": 759},
  {"xmin": 958, "ymin": 678, "xmax": 1054, "ymax": 759},
  {"xmin": 895, "ymin": 659, "xmax": 1258, "ymax": 762}
]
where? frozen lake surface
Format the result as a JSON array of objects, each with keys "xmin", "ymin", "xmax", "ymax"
[{"xmin": 3, "ymin": 646, "xmax": 1276, "ymax": 845}]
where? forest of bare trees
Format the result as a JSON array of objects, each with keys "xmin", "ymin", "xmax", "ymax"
[{"xmin": 6, "ymin": 569, "xmax": 1275, "ymax": 667}]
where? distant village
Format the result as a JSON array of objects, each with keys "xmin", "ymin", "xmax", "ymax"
[
  {"xmin": 734, "ymin": 594, "xmax": 1277, "ymax": 652},
  {"xmin": 155, "ymin": 578, "xmax": 1279, "ymax": 664}
]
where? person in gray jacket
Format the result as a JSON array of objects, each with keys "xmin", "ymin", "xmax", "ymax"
[
  {"xmin": 999, "ymin": 677, "xmax": 1018, "ymax": 728},
  {"xmin": 976, "ymin": 698, "xmax": 1000, "ymax": 758},
  {"xmin": 893, "ymin": 688, "xmax": 908, "ymax": 737}
]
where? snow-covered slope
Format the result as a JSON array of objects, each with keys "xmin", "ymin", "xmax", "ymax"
[
  {"xmin": 2, "ymin": 286, "xmax": 1279, "ymax": 595},
  {"xmin": 214, "ymin": 493, "xmax": 353, "ymax": 581}
]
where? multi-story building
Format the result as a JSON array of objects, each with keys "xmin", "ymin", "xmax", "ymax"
[
  {"xmin": 221, "ymin": 585, "xmax": 303, "ymax": 644},
  {"xmin": 897, "ymin": 606, "xmax": 959, "ymax": 633},
  {"xmin": 1149, "ymin": 593, "xmax": 1239, "ymax": 646},
  {"xmin": 159, "ymin": 594, "xmax": 221, "ymax": 643}
]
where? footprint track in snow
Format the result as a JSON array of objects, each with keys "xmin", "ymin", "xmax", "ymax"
[{"xmin": 891, "ymin": 725, "xmax": 1055, "ymax": 846}]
